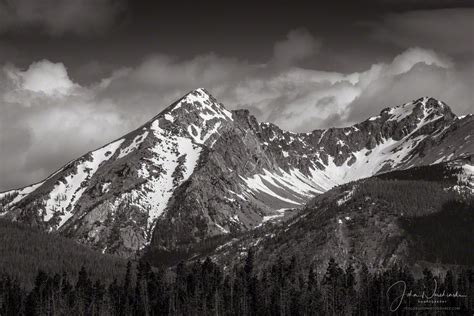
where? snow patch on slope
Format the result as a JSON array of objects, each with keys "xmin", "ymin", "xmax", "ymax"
[
  {"xmin": 239, "ymin": 168, "xmax": 327, "ymax": 206},
  {"xmin": 243, "ymin": 129, "xmax": 429, "ymax": 206},
  {"xmin": 262, "ymin": 208, "xmax": 288, "ymax": 223},
  {"xmin": 44, "ymin": 139, "xmax": 124, "ymax": 226},
  {"xmin": 0, "ymin": 182, "xmax": 44, "ymax": 210},
  {"xmin": 337, "ymin": 187, "xmax": 356, "ymax": 206},
  {"xmin": 388, "ymin": 102, "xmax": 415, "ymax": 122},
  {"xmin": 456, "ymin": 163, "xmax": 474, "ymax": 194},
  {"xmin": 132, "ymin": 120, "xmax": 202, "ymax": 230}
]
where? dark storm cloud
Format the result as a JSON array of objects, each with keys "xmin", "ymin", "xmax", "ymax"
[
  {"xmin": 272, "ymin": 29, "xmax": 322, "ymax": 67},
  {"xmin": 371, "ymin": 8, "xmax": 474, "ymax": 55},
  {"xmin": 0, "ymin": 0, "xmax": 126, "ymax": 36},
  {"xmin": 0, "ymin": 41, "xmax": 22, "ymax": 62},
  {"xmin": 370, "ymin": 0, "xmax": 473, "ymax": 8}
]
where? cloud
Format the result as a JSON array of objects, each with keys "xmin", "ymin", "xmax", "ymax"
[
  {"xmin": 96, "ymin": 44, "xmax": 471, "ymax": 132},
  {"xmin": 0, "ymin": 40, "xmax": 23, "ymax": 64},
  {"xmin": 0, "ymin": 62, "xmax": 132, "ymax": 191},
  {"xmin": 128, "ymin": 54, "xmax": 252, "ymax": 90},
  {"xmin": 273, "ymin": 28, "xmax": 322, "ymax": 67},
  {"xmin": 371, "ymin": 8, "xmax": 474, "ymax": 55},
  {"xmin": 0, "ymin": 0, "xmax": 126, "ymax": 36},
  {"xmin": 347, "ymin": 60, "xmax": 474, "ymax": 123},
  {"xmin": 0, "ymin": 29, "xmax": 473, "ymax": 191},
  {"xmin": 9, "ymin": 60, "xmax": 76, "ymax": 96}
]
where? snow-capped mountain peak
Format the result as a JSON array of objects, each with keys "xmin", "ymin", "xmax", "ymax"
[
  {"xmin": 0, "ymin": 91, "xmax": 472, "ymax": 256},
  {"xmin": 383, "ymin": 96, "xmax": 454, "ymax": 123},
  {"xmin": 154, "ymin": 88, "xmax": 233, "ymax": 146},
  {"xmin": 164, "ymin": 88, "xmax": 232, "ymax": 122}
]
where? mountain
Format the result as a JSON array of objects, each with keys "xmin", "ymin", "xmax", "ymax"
[
  {"xmin": 1, "ymin": 88, "xmax": 473, "ymax": 257},
  {"xmin": 211, "ymin": 155, "xmax": 474, "ymax": 272}
]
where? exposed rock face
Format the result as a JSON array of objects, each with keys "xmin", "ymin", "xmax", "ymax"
[{"xmin": 1, "ymin": 89, "xmax": 473, "ymax": 256}]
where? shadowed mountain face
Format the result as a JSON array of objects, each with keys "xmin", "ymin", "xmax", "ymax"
[
  {"xmin": 1, "ymin": 88, "xmax": 473, "ymax": 256},
  {"xmin": 212, "ymin": 155, "xmax": 474, "ymax": 272}
]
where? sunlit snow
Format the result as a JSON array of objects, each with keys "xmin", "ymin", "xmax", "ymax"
[{"xmin": 45, "ymin": 139, "xmax": 124, "ymax": 226}]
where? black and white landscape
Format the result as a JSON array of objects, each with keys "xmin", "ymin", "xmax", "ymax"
[{"xmin": 0, "ymin": 1, "xmax": 473, "ymax": 315}]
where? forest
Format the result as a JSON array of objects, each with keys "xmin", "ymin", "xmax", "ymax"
[
  {"xmin": 0, "ymin": 219, "xmax": 127, "ymax": 289},
  {"xmin": 1, "ymin": 250, "xmax": 473, "ymax": 315}
]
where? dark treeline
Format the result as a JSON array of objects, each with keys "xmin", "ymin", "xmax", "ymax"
[
  {"xmin": 0, "ymin": 218, "xmax": 126, "ymax": 289},
  {"xmin": 1, "ymin": 252, "xmax": 473, "ymax": 315}
]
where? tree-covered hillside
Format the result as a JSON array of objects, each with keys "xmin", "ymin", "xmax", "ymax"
[{"xmin": 0, "ymin": 218, "xmax": 127, "ymax": 289}]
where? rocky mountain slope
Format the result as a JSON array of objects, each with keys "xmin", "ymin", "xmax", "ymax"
[
  {"xmin": 1, "ymin": 88, "xmax": 473, "ymax": 256},
  {"xmin": 211, "ymin": 155, "xmax": 474, "ymax": 272}
]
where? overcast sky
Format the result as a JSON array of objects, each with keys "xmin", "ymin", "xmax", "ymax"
[{"xmin": 0, "ymin": 0, "xmax": 473, "ymax": 191}]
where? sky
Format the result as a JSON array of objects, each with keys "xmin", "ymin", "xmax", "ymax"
[{"xmin": 0, "ymin": 0, "xmax": 473, "ymax": 191}]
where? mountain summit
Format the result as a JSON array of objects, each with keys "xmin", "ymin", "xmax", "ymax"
[{"xmin": 1, "ymin": 90, "xmax": 473, "ymax": 256}]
